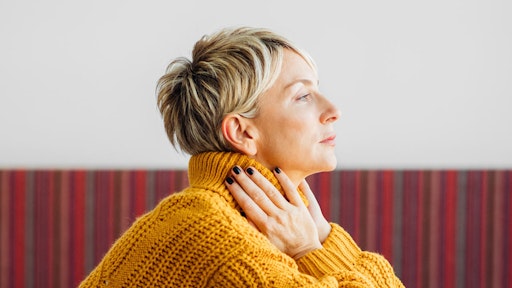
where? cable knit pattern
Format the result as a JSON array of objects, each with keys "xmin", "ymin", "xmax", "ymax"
[{"xmin": 79, "ymin": 152, "xmax": 404, "ymax": 287}]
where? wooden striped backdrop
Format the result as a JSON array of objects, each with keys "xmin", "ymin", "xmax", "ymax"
[{"xmin": 0, "ymin": 170, "xmax": 511, "ymax": 288}]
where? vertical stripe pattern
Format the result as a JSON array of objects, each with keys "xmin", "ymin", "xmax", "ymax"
[
  {"xmin": 0, "ymin": 169, "xmax": 511, "ymax": 288},
  {"xmin": 308, "ymin": 170, "xmax": 512, "ymax": 288},
  {"xmin": 0, "ymin": 170, "xmax": 189, "ymax": 288}
]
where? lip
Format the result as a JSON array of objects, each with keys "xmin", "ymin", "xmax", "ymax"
[{"xmin": 320, "ymin": 134, "xmax": 336, "ymax": 146}]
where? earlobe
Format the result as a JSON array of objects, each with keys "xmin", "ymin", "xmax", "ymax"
[{"xmin": 221, "ymin": 114, "xmax": 258, "ymax": 156}]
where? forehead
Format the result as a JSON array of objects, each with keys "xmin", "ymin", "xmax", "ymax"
[
  {"xmin": 256, "ymin": 50, "xmax": 318, "ymax": 109},
  {"xmin": 276, "ymin": 50, "xmax": 318, "ymax": 89}
]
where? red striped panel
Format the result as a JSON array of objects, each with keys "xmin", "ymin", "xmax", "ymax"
[
  {"xmin": 317, "ymin": 172, "xmax": 331, "ymax": 224},
  {"xmin": 338, "ymin": 171, "xmax": 360, "ymax": 242},
  {"xmin": 480, "ymin": 172, "xmax": 488, "ymax": 288},
  {"xmin": 360, "ymin": 171, "xmax": 370, "ymax": 247},
  {"xmin": 466, "ymin": 171, "xmax": 482, "ymax": 288},
  {"xmin": 134, "ymin": 170, "xmax": 147, "ymax": 217},
  {"xmin": 1, "ymin": 169, "xmax": 511, "ymax": 288},
  {"xmin": 0, "ymin": 171, "xmax": 11, "ymax": 288},
  {"xmin": 53, "ymin": 172, "xmax": 61, "ymax": 287},
  {"xmin": 49, "ymin": 171, "xmax": 55, "ymax": 288},
  {"xmin": 105, "ymin": 172, "xmax": 115, "ymax": 255},
  {"xmin": 34, "ymin": 171, "xmax": 54, "ymax": 287},
  {"xmin": 401, "ymin": 171, "xmax": 418, "ymax": 287},
  {"xmin": 120, "ymin": 171, "xmax": 132, "ymax": 235},
  {"xmin": 72, "ymin": 171, "xmax": 86, "ymax": 287},
  {"xmin": 502, "ymin": 171, "xmax": 512, "ymax": 287},
  {"xmin": 94, "ymin": 171, "xmax": 110, "ymax": 264},
  {"xmin": 354, "ymin": 171, "xmax": 361, "ymax": 243},
  {"xmin": 381, "ymin": 170, "xmax": 394, "ymax": 262},
  {"xmin": 444, "ymin": 171, "xmax": 457, "ymax": 288},
  {"xmin": 428, "ymin": 171, "xmax": 441, "ymax": 287},
  {"xmin": 13, "ymin": 171, "xmax": 25, "ymax": 288},
  {"xmin": 59, "ymin": 171, "xmax": 70, "ymax": 288},
  {"xmin": 491, "ymin": 171, "xmax": 504, "ymax": 288},
  {"xmin": 416, "ymin": 171, "xmax": 424, "ymax": 288},
  {"xmin": 365, "ymin": 171, "xmax": 377, "ymax": 252}
]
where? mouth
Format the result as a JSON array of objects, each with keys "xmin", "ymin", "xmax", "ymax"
[{"xmin": 320, "ymin": 134, "xmax": 336, "ymax": 146}]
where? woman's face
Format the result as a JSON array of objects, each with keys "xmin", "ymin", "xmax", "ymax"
[{"xmin": 250, "ymin": 49, "xmax": 341, "ymax": 185}]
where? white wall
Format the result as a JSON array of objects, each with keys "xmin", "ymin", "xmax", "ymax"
[{"xmin": 1, "ymin": 0, "xmax": 511, "ymax": 169}]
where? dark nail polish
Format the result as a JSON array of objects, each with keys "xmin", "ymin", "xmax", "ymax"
[
  {"xmin": 275, "ymin": 167, "xmax": 281, "ymax": 174},
  {"xmin": 247, "ymin": 167, "xmax": 254, "ymax": 175},
  {"xmin": 226, "ymin": 176, "xmax": 234, "ymax": 184},
  {"xmin": 233, "ymin": 166, "xmax": 241, "ymax": 175}
]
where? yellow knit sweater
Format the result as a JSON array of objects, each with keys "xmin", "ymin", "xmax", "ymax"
[{"xmin": 79, "ymin": 152, "xmax": 404, "ymax": 287}]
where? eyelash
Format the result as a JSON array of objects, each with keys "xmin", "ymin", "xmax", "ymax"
[{"xmin": 297, "ymin": 94, "xmax": 311, "ymax": 101}]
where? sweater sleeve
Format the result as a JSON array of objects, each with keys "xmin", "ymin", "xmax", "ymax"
[
  {"xmin": 296, "ymin": 223, "xmax": 404, "ymax": 288},
  {"xmin": 207, "ymin": 236, "xmax": 375, "ymax": 287},
  {"xmin": 205, "ymin": 223, "xmax": 403, "ymax": 287},
  {"xmin": 79, "ymin": 190, "xmax": 403, "ymax": 287}
]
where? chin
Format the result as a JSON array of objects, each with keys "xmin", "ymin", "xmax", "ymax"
[
  {"xmin": 321, "ymin": 163, "xmax": 337, "ymax": 172},
  {"xmin": 308, "ymin": 157, "xmax": 338, "ymax": 176},
  {"xmin": 323, "ymin": 154, "xmax": 338, "ymax": 169},
  {"xmin": 323, "ymin": 159, "xmax": 338, "ymax": 172}
]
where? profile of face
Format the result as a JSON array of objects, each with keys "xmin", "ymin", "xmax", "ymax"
[{"xmin": 248, "ymin": 49, "xmax": 341, "ymax": 184}]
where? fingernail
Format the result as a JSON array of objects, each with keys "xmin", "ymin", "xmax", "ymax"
[
  {"xmin": 247, "ymin": 167, "xmax": 254, "ymax": 175},
  {"xmin": 274, "ymin": 167, "xmax": 281, "ymax": 174},
  {"xmin": 233, "ymin": 166, "xmax": 241, "ymax": 175},
  {"xmin": 226, "ymin": 176, "xmax": 234, "ymax": 184}
]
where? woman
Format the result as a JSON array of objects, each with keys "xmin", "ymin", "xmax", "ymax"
[{"xmin": 80, "ymin": 27, "xmax": 404, "ymax": 287}]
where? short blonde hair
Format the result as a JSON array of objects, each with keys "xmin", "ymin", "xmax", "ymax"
[{"xmin": 156, "ymin": 27, "xmax": 316, "ymax": 155}]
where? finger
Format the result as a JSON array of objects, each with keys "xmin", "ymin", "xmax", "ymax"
[
  {"xmin": 298, "ymin": 180, "xmax": 321, "ymax": 211},
  {"xmin": 230, "ymin": 166, "xmax": 286, "ymax": 214},
  {"xmin": 299, "ymin": 179, "xmax": 331, "ymax": 242},
  {"xmin": 247, "ymin": 218, "xmax": 259, "ymax": 231},
  {"xmin": 225, "ymin": 176, "xmax": 269, "ymax": 227},
  {"xmin": 243, "ymin": 166, "xmax": 291, "ymax": 209},
  {"xmin": 273, "ymin": 167, "xmax": 304, "ymax": 207}
]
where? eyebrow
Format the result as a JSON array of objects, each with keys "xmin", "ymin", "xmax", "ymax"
[{"xmin": 284, "ymin": 78, "xmax": 319, "ymax": 89}]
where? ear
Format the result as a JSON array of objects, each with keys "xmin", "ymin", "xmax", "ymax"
[{"xmin": 221, "ymin": 114, "xmax": 258, "ymax": 156}]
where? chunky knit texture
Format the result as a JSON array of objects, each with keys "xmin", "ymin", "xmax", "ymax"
[{"xmin": 79, "ymin": 152, "xmax": 404, "ymax": 287}]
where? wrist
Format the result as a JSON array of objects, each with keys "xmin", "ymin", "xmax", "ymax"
[
  {"xmin": 291, "ymin": 241, "xmax": 323, "ymax": 260},
  {"xmin": 318, "ymin": 221, "xmax": 332, "ymax": 243}
]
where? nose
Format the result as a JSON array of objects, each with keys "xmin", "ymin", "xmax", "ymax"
[{"xmin": 320, "ymin": 96, "xmax": 341, "ymax": 124}]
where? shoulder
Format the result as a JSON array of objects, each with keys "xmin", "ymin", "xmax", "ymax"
[
  {"xmin": 158, "ymin": 187, "xmax": 243, "ymax": 221},
  {"xmin": 84, "ymin": 187, "xmax": 271, "ymax": 286},
  {"xmin": 152, "ymin": 187, "xmax": 262, "ymax": 245}
]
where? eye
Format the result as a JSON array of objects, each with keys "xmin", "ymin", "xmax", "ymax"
[{"xmin": 297, "ymin": 93, "xmax": 311, "ymax": 102}]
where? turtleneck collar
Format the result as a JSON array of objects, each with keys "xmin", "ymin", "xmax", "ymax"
[{"xmin": 187, "ymin": 152, "xmax": 308, "ymax": 211}]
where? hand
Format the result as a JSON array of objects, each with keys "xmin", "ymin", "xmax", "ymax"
[
  {"xmin": 298, "ymin": 180, "xmax": 332, "ymax": 243},
  {"xmin": 226, "ymin": 166, "xmax": 322, "ymax": 260}
]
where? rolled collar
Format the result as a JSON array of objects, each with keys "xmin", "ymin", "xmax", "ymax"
[{"xmin": 188, "ymin": 152, "xmax": 295, "ymax": 211}]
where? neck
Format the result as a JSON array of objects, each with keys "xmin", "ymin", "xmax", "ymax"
[
  {"xmin": 248, "ymin": 156, "xmax": 306, "ymax": 188},
  {"xmin": 188, "ymin": 151, "xmax": 309, "ymax": 207}
]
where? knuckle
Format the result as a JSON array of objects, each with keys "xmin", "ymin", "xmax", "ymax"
[
  {"xmin": 251, "ymin": 191, "xmax": 267, "ymax": 203},
  {"xmin": 274, "ymin": 212, "xmax": 290, "ymax": 225},
  {"xmin": 265, "ymin": 189, "xmax": 279, "ymax": 200}
]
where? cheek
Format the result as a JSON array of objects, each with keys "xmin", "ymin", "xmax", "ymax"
[
  {"xmin": 286, "ymin": 119, "xmax": 315, "ymax": 143},
  {"xmin": 256, "ymin": 111, "xmax": 317, "ymax": 154},
  {"xmin": 276, "ymin": 121, "xmax": 314, "ymax": 153},
  {"xmin": 279, "ymin": 115, "xmax": 310, "ymax": 133}
]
